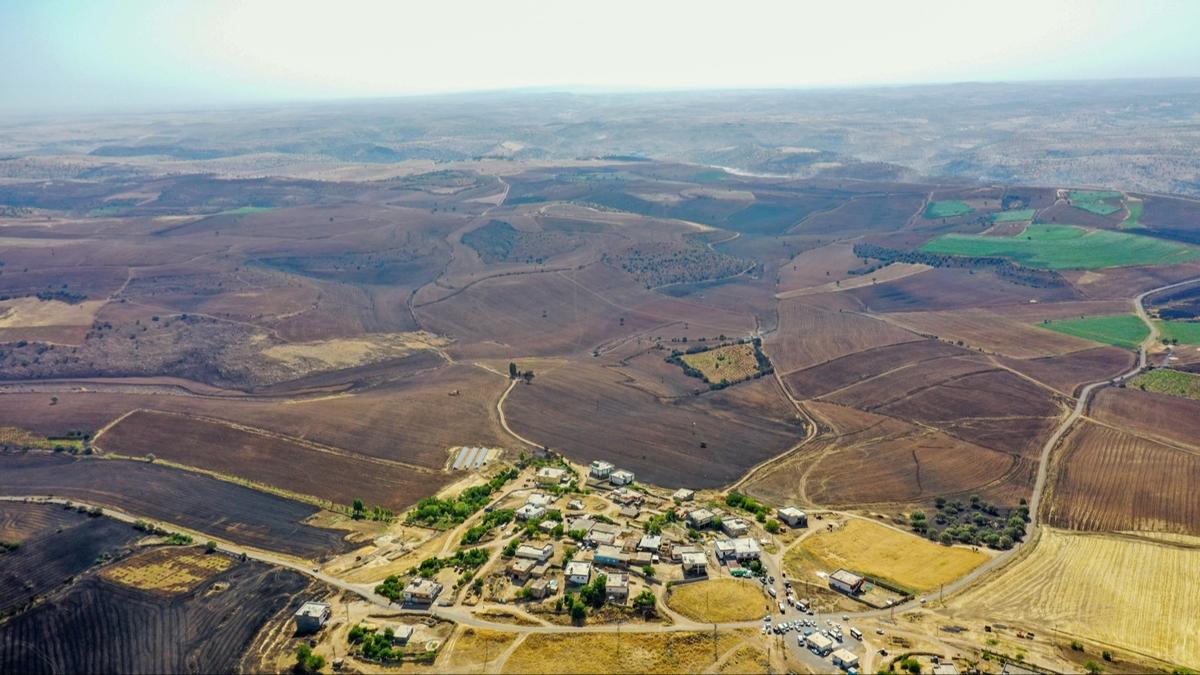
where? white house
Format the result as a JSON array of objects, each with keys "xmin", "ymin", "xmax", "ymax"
[
  {"xmin": 832, "ymin": 648, "xmax": 859, "ymax": 669},
  {"xmin": 806, "ymin": 632, "xmax": 834, "ymax": 655},
  {"xmin": 516, "ymin": 504, "xmax": 546, "ymax": 520},
  {"xmin": 535, "ymin": 466, "xmax": 568, "ymax": 485},
  {"xmin": 672, "ymin": 488, "xmax": 695, "ymax": 502},
  {"xmin": 778, "ymin": 507, "xmax": 808, "ymax": 528},
  {"xmin": 609, "ymin": 469, "xmax": 635, "ymax": 486},
  {"xmin": 403, "ymin": 578, "xmax": 443, "ymax": 605},
  {"xmin": 565, "ymin": 560, "xmax": 592, "ymax": 585},
  {"xmin": 828, "ymin": 569, "xmax": 865, "ymax": 595},
  {"xmin": 638, "ymin": 534, "xmax": 662, "ymax": 552},
  {"xmin": 293, "ymin": 601, "xmax": 331, "ymax": 634},
  {"xmin": 605, "ymin": 573, "xmax": 630, "ymax": 604},
  {"xmin": 589, "ymin": 460, "xmax": 614, "ymax": 479},
  {"xmin": 687, "ymin": 508, "xmax": 715, "ymax": 528},
  {"xmin": 515, "ymin": 543, "xmax": 554, "ymax": 561},
  {"xmin": 681, "ymin": 551, "xmax": 708, "ymax": 576},
  {"xmin": 715, "ymin": 537, "xmax": 761, "ymax": 561},
  {"xmin": 525, "ymin": 493, "xmax": 555, "ymax": 508},
  {"xmin": 721, "ymin": 517, "xmax": 750, "ymax": 537}
]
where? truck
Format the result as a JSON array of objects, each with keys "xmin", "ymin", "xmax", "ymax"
[{"xmin": 850, "ymin": 627, "xmax": 863, "ymax": 641}]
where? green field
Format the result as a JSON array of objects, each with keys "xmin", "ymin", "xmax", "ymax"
[
  {"xmin": 1119, "ymin": 198, "xmax": 1144, "ymax": 229},
  {"xmin": 1068, "ymin": 190, "xmax": 1123, "ymax": 216},
  {"xmin": 920, "ymin": 224, "xmax": 1199, "ymax": 269},
  {"xmin": 220, "ymin": 206, "xmax": 277, "ymax": 216},
  {"xmin": 1129, "ymin": 369, "xmax": 1200, "ymax": 400},
  {"xmin": 924, "ymin": 200, "xmax": 974, "ymax": 219},
  {"xmin": 990, "ymin": 208, "xmax": 1036, "ymax": 223},
  {"xmin": 1038, "ymin": 314, "xmax": 1149, "ymax": 350},
  {"xmin": 1156, "ymin": 320, "xmax": 1200, "ymax": 345}
]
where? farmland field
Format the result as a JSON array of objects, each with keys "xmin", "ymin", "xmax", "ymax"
[
  {"xmin": 1128, "ymin": 368, "xmax": 1200, "ymax": 400},
  {"xmin": 665, "ymin": 579, "xmax": 765, "ymax": 622},
  {"xmin": 783, "ymin": 518, "xmax": 989, "ymax": 594},
  {"xmin": 1156, "ymin": 319, "xmax": 1200, "ymax": 344},
  {"xmin": 951, "ymin": 527, "xmax": 1200, "ymax": 668},
  {"xmin": 1047, "ymin": 421, "xmax": 1200, "ymax": 536},
  {"xmin": 0, "ymin": 558, "xmax": 311, "ymax": 674},
  {"xmin": 924, "ymin": 200, "xmax": 973, "ymax": 219},
  {"xmin": 101, "ymin": 547, "xmax": 236, "ymax": 595},
  {"xmin": 1068, "ymin": 189, "xmax": 1123, "ymax": 216},
  {"xmin": 678, "ymin": 342, "xmax": 763, "ymax": 385},
  {"xmin": 920, "ymin": 224, "xmax": 1198, "ymax": 269},
  {"xmin": 990, "ymin": 208, "xmax": 1036, "ymax": 222},
  {"xmin": 1037, "ymin": 314, "xmax": 1148, "ymax": 349},
  {"xmin": 500, "ymin": 630, "xmax": 748, "ymax": 674}
]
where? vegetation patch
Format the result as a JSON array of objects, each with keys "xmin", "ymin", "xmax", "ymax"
[
  {"xmin": 101, "ymin": 547, "xmax": 233, "ymax": 595},
  {"xmin": 990, "ymin": 208, "xmax": 1036, "ymax": 223},
  {"xmin": 911, "ymin": 495, "xmax": 1029, "ymax": 550},
  {"xmin": 500, "ymin": 629, "xmax": 746, "ymax": 674},
  {"xmin": 1130, "ymin": 369, "xmax": 1200, "ymax": 400},
  {"xmin": 786, "ymin": 518, "xmax": 989, "ymax": 594},
  {"xmin": 1120, "ymin": 197, "xmax": 1144, "ymax": 228},
  {"xmin": 1068, "ymin": 190, "xmax": 1123, "ymax": 216},
  {"xmin": 406, "ymin": 468, "xmax": 519, "ymax": 528},
  {"xmin": 603, "ymin": 241, "xmax": 753, "ymax": 288},
  {"xmin": 668, "ymin": 338, "xmax": 772, "ymax": 389},
  {"xmin": 853, "ymin": 242, "xmax": 1066, "ymax": 288},
  {"xmin": 924, "ymin": 200, "xmax": 974, "ymax": 219},
  {"xmin": 666, "ymin": 579, "xmax": 764, "ymax": 622},
  {"xmin": 1155, "ymin": 319, "xmax": 1200, "ymax": 345},
  {"xmin": 920, "ymin": 224, "xmax": 1198, "ymax": 269},
  {"xmin": 1038, "ymin": 314, "xmax": 1149, "ymax": 350}
]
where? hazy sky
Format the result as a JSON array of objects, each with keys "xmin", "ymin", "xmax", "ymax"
[{"xmin": 3, "ymin": 0, "xmax": 1199, "ymax": 112}]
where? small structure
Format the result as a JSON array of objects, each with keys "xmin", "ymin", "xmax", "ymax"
[
  {"xmin": 536, "ymin": 466, "xmax": 568, "ymax": 485},
  {"xmin": 594, "ymin": 544, "xmax": 629, "ymax": 567},
  {"xmin": 619, "ymin": 504, "xmax": 640, "ymax": 519},
  {"xmin": 932, "ymin": 664, "xmax": 960, "ymax": 675},
  {"xmin": 538, "ymin": 519, "xmax": 558, "ymax": 534},
  {"xmin": 672, "ymin": 488, "xmax": 695, "ymax": 502},
  {"xmin": 293, "ymin": 601, "xmax": 331, "ymax": 634},
  {"xmin": 638, "ymin": 534, "xmax": 662, "ymax": 552},
  {"xmin": 610, "ymin": 487, "xmax": 642, "ymax": 505},
  {"xmin": 567, "ymin": 499, "xmax": 585, "ymax": 510},
  {"xmin": 528, "ymin": 577, "xmax": 558, "ymax": 599},
  {"xmin": 403, "ymin": 578, "xmax": 443, "ymax": 605},
  {"xmin": 609, "ymin": 469, "xmax": 635, "ymax": 486},
  {"xmin": 389, "ymin": 625, "xmax": 415, "ymax": 646},
  {"xmin": 565, "ymin": 560, "xmax": 592, "ymax": 585},
  {"xmin": 828, "ymin": 569, "xmax": 865, "ymax": 595},
  {"xmin": 681, "ymin": 551, "xmax": 708, "ymax": 576},
  {"xmin": 778, "ymin": 506, "xmax": 808, "ymax": 528},
  {"xmin": 509, "ymin": 557, "xmax": 538, "ymax": 580},
  {"xmin": 515, "ymin": 543, "xmax": 554, "ymax": 562},
  {"xmin": 687, "ymin": 508, "xmax": 715, "ymax": 528},
  {"xmin": 715, "ymin": 537, "xmax": 761, "ymax": 561},
  {"xmin": 516, "ymin": 504, "xmax": 546, "ymax": 521},
  {"xmin": 586, "ymin": 529, "xmax": 617, "ymax": 547},
  {"xmin": 721, "ymin": 517, "xmax": 750, "ymax": 537},
  {"xmin": 526, "ymin": 493, "xmax": 555, "ymax": 508},
  {"xmin": 605, "ymin": 573, "xmax": 630, "ymax": 604},
  {"xmin": 568, "ymin": 516, "xmax": 596, "ymax": 533},
  {"xmin": 806, "ymin": 632, "xmax": 834, "ymax": 656},
  {"xmin": 589, "ymin": 460, "xmax": 614, "ymax": 480},
  {"xmin": 631, "ymin": 550, "xmax": 654, "ymax": 567},
  {"xmin": 831, "ymin": 648, "xmax": 859, "ymax": 669},
  {"xmin": 670, "ymin": 543, "xmax": 702, "ymax": 562}
]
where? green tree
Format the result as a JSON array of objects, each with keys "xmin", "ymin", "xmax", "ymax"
[
  {"xmin": 1084, "ymin": 660, "xmax": 1103, "ymax": 674},
  {"xmin": 764, "ymin": 519, "xmax": 781, "ymax": 534},
  {"xmin": 205, "ymin": 540, "xmax": 217, "ymax": 554},
  {"xmin": 509, "ymin": 362, "xmax": 518, "ymax": 379},
  {"xmin": 633, "ymin": 589, "xmax": 657, "ymax": 616},
  {"xmin": 294, "ymin": 644, "xmax": 326, "ymax": 673}
]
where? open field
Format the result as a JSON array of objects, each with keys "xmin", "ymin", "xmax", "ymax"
[
  {"xmin": 1038, "ymin": 314, "xmax": 1148, "ymax": 349},
  {"xmin": 1067, "ymin": 190, "xmax": 1123, "ymax": 216},
  {"xmin": 951, "ymin": 527, "xmax": 1200, "ymax": 668},
  {"xmin": 924, "ymin": 200, "xmax": 973, "ymax": 219},
  {"xmin": 678, "ymin": 342, "xmax": 761, "ymax": 384},
  {"xmin": 990, "ymin": 208, "xmax": 1036, "ymax": 223},
  {"xmin": 768, "ymin": 298, "xmax": 921, "ymax": 373},
  {"xmin": 1128, "ymin": 368, "xmax": 1200, "ymax": 400},
  {"xmin": 844, "ymin": 266, "xmax": 1082, "ymax": 312},
  {"xmin": 1047, "ymin": 421, "xmax": 1200, "ymax": 536},
  {"xmin": 920, "ymin": 224, "xmax": 1198, "ymax": 269},
  {"xmin": 0, "ymin": 505, "xmax": 140, "ymax": 615},
  {"xmin": 98, "ymin": 409, "xmax": 444, "ymax": 510},
  {"xmin": 884, "ymin": 308, "xmax": 1097, "ymax": 358},
  {"xmin": 0, "ymin": 558, "xmax": 311, "ymax": 674},
  {"xmin": 0, "ymin": 501, "xmax": 86, "ymax": 542},
  {"xmin": 785, "ymin": 519, "xmax": 989, "ymax": 594},
  {"xmin": 996, "ymin": 346, "xmax": 1132, "ymax": 396},
  {"xmin": 101, "ymin": 547, "xmax": 236, "ymax": 595},
  {"xmin": 442, "ymin": 628, "xmax": 520, "ymax": 672},
  {"xmin": 0, "ymin": 454, "xmax": 350, "ymax": 559},
  {"xmin": 665, "ymin": 579, "xmax": 765, "ymax": 622},
  {"xmin": 500, "ymin": 630, "xmax": 748, "ymax": 674},
  {"xmin": 1156, "ymin": 319, "xmax": 1200, "ymax": 344},
  {"xmin": 1090, "ymin": 387, "xmax": 1200, "ymax": 452}
]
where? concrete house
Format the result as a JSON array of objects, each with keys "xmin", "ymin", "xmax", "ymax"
[
  {"xmin": 605, "ymin": 573, "xmax": 630, "ymax": 604},
  {"xmin": 721, "ymin": 517, "xmax": 750, "ymax": 537},
  {"xmin": 609, "ymin": 469, "xmax": 635, "ymax": 486},
  {"xmin": 403, "ymin": 578, "xmax": 443, "ymax": 605},
  {"xmin": 589, "ymin": 460, "xmax": 614, "ymax": 479},
  {"xmin": 715, "ymin": 537, "xmax": 761, "ymax": 561},
  {"xmin": 778, "ymin": 507, "xmax": 808, "ymax": 528},
  {"xmin": 681, "ymin": 551, "xmax": 708, "ymax": 576},
  {"xmin": 806, "ymin": 632, "xmax": 834, "ymax": 655},
  {"xmin": 389, "ymin": 625, "xmax": 415, "ymax": 646},
  {"xmin": 528, "ymin": 577, "xmax": 558, "ymax": 599},
  {"xmin": 565, "ymin": 560, "xmax": 592, "ymax": 585},
  {"xmin": 828, "ymin": 569, "xmax": 865, "ymax": 595},
  {"xmin": 594, "ymin": 544, "xmax": 629, "ymax": 567},
  {"xmin": 687, "ymin": 508, "xmax": 715, "ymax": 528},
  {"xmin": 525, "ymin": 493, "xmax": 555, "ymax": 508},
  {"xmin": 516, "ymin": 504, "xmax": 546, "ymax": 520},
  {"xmin": 832, "ymin": 648, "xmax": 859, "ymax": 669},
  {"xmin": 536, "ymin": 466, "xmax": 568, "ymax": 485},
  {"xmin": 672, "ymin": 488, "xmax": 695, "ymax": 502},
  {"xmin": 293, "ymin": 601, "xmax": 331, "ymax": 634},
  {"xmin": 515, "ymin": 543, "xmax": 554, "ymax": 562},
  {"xmin": 638, "ymin": 534, "xmax": 662, "ymax": 552},
  {"xmin": 509, "ymin": 557, "xmax": 537, "ymax": 580}
]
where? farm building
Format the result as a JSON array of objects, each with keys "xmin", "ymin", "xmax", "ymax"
[
  {"xmin": 828, "ymin": 569, "xmax": 866, "ymax": 595},
  {"xmin": 515, "ymin": 543, "xmax": 554, "ymax": 561},
  {"xmin": 778, "ymin": 507, "xmax": 808, "ymax": 528},
  {"xmin": 721, "ymin": 517, "xmax": 750, "ymax": 537},
  {"xmin": 610, "ymin": 469, "xmax": 636, "ymax": 486},
  {"xmin": 831, "ymin": 648, "xmax": 859, "ymax": 669},
  {"xmin": 589, "ymin": 460, "xmax": 614, "ymax": 479},
  {"xmin": 293, "ymin": 601, "xmax": 331, "ymax": 634},
  {"xmin": 638, "ymin": 534, "xmax": 662, "ymax": 552},
  {"xmin": 715, "ymin": 537, "xmax": 761, "ymax": 561},
  {"xmin": 688, "ymin": 508, "xmax": 715, "ymax": 528},
  {"xmin": 681, "ymin": 551, "xmax": 708, "ymax": 576},
  {"xmin": 594, "ymin": 544, "xmax": 629, "ymax": 567},
  {"xmin": 566, "ymin": 560, "xmax": 592, "ymax": 585},
  {"xmin": 403, "ymin": 578, "xmax": 443, "ymax": 605},
  {"xmin": 806, "ymin": 632, "xmax": 834, "ymax": 655},
  {"xmin": 673, "ymin": 488, "xmax": 695, "ymax": 502},
  {"xmin": 516, "ymin": 504, "xmax": 546, "ymax": 520},
  {"xmin": 536, "ymin": 466, "xmax": 568, "ymax": 485},
  {"xmin": 605, "ymin": 574, "xmax": 630, "ymax": 604},
  {"xmin": 388, "ymin": 625, "xmax": 415, "ymax": 646}
]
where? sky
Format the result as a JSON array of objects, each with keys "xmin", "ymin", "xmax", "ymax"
[{"xmin": 2, "ymin": 0, "xmax": 1199, "ymax": 113}]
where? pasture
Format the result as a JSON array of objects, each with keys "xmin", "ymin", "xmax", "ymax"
[
  {"xmin": 665, "ymin": 579, "xmax": 765, "ymax": 622},
  {"xmin": 919, "ymin": 224, "xmax": 1198, "ymax": 269},
  {"xmin": 924, "ymin": 200, "xmax": 973, "ymax": 219},
  {"xmin": 1037, "ymin": 314, "xmax": 1148, "ymax": 349},
  {"xmin": 783, "ymin": 518, "xmax": 989, "ymax": 594},
  {"xmin": 952, "ymin": 527, "xmax": 1200, "ymax": 668}
]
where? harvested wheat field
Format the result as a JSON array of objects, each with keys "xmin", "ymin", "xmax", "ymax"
[
  {"xmin": 785, "ymin": 518, "xmax": 989, "ymax": 594},
  {"xmin": 952, "ymin": 528, "xmax": 1200, "ymax": 668},
  {"xmin": 101, "ymin": 547, "xmax": 234, "ymax": 594},
  {"xmin": 442, "ymin": 627, "xmax": 518, "ymax": 672},
  {"xmin": 665, "ymin": 579, "xmax": 766, "ymax": 622},
  {"xmin": 501, "ymin": 630, "xmax": 747, "ymax": 674}
]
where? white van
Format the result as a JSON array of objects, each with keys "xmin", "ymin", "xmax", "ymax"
[{"xmin": 850, "ymin": 627, "xmax": 863, "ymax": 641}]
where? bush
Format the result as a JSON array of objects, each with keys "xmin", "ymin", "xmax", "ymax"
[{"xmin": 294, "ymin": 644, "xmax": 326, "ymax": 673}]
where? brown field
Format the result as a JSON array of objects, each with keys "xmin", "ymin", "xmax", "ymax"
[
  {"xmin": 1089, "ymin": 386, "xmax": 1200, "ymax": 451},
  {"xmin": 98, "ymin": 409, "xmax": 445, "ymax": 510},
  {"xmin": 0, "ymin": 501, "xmax": 87, "ymax": 543},
  {"xmin": 500, "ymin": 630, "xmax": 748, "ymax": 674},
  {"xmin": 1047, "ymin": 421, "xmax": 1200, "ymax": 536},
  {"xmin": 884, "ymin": 307, "xmax": 1098, "ymax": 358},
  {"xmin": 102, "ymin": 547, "xmax": 235, "ymax": 594},
  {"xmin": 665, "ymin": 579, "xmax": 766, "ymax": 622},
  {"xmin": 505, "ymin": 361, "xmax": 801, "ymax": 487},
  {"xmin": 794, "ymin": 192, "xmax": 925, "ymax": 235},
  {"xmin": 951, "ymin": 528, "xmax": 1200, "ymax": 669},
  {"xmin": 845, "ymin": 267, "xmax": 1082, "ymax": 313},
  {"xmin": 996, "ymin": 346, "xmax": 1133, "ymax": 396},
  {"xmin": 784, "ymin": 518, "xmax": 989, "ymax": 593},
  {"xmin": 0, "ymin": 453, "xmax": 351, "ymax": 559},
  {"xmin": 776, "ymin": 262, "xmax": 931, "ymax": 299},
  {"xmin": 441, "ymin": 628, "xmax": 519, "ymax": 672},
  {"xmin": 767, "ymin": 298, "xmax": 921, "ymax": 374},
  {"xmin": 679, "ymin": 342, "xmax": 760, "ymax": 384},
  {"xmin": 775, "ymin": 241, "xmax": 864, "ymax": 293},
  {"xmin": 783, "ymin": 338, "xmax": 967, "ymax": 399}
]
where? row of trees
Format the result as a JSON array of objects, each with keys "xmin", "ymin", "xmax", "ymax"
[{"xmin": 851, "ymin": 243, "xmax": 1067, "ymax": 289}]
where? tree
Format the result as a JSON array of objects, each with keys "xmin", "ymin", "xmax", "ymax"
[
  {"xmin": 1084, "ymin": 660, "xmax": 1103, "ymax": 674},
  {"xmin": 633, "ymin": 589, "xmax": 657, "ymax": 616},
  {"xmin": 205, "ymin": 540, "xmax": 217, "ymax": 554},
  {"xmin": 764, "ymin": 520, "xmax": 781, "ymax": 534},
  {"xmin": 352, "ymin": 499, "xmax": 366, "ymax": 520},
  {"xmin": 508, "ymin": 362, "xmax": 518, "ymax": 379},
  {"xmin": 570, "ymin": 600, "xmax": 587, "ymax": 623},
  {"xmin": 642, "ymin": 564, "xmax": 655, "ymax": 577},
  {"xmin": 294, "ymin": 644, "xmax": 326, "ymax": 673}
]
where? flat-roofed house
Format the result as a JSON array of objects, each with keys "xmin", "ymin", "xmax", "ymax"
[{"xmin": 828, "ymin": 569, "xmax": 865, "ymax": 595}]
